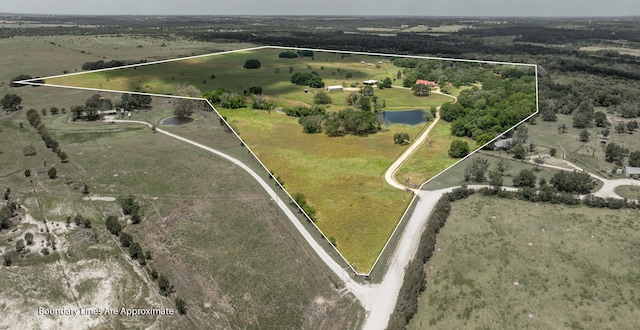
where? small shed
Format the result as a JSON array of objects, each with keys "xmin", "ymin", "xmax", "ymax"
[
  {"xmin": 326, "ymin": 85, "xmax": 343, "ymax": 92},
  {"xmin": 363, "ymin": 80, "xmax": 378, "ymax": 85},
  {"xmin": 623, "ymin": 166, "xmax": 640, "ymax": 177}
]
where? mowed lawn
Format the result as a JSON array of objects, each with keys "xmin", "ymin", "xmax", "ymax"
[{"xmin": 410, "ymin": 195, "xmax": 640, "ymax": 329}]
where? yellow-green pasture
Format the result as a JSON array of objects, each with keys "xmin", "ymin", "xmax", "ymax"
[{"xmin": 218, "ymin": 107, "xmax": 428, "ymax": 271}]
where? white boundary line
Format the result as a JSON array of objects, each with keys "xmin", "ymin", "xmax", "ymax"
[{"xmin": 17, "ymin": 46, "xmax": 539, "ymax": 277}]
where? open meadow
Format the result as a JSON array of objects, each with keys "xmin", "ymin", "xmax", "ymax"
[{"xmin": 409, "ymin": 194, "xmax": 640, "ymax": 329}]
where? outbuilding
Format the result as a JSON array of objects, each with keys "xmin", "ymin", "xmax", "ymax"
[
  {"xmin": 623, "ymin": 166, "xmax": 640, "ymax": 177},
  {"xmin": 326, "ymin": 85, "xmax": 343, "ymax": 92},
  {"xmin": 363, "ymin": 80, "xmax": 378, "ymax": 85}
]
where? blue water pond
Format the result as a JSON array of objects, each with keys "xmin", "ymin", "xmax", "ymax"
[{"xmin": 381, "ymin": 109, "xmax": 428, "ymax": 126}]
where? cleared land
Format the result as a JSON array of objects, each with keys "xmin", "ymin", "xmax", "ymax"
[{"xmin": 409, "ymin": 194, "xmax": 640, "ymax": 329}]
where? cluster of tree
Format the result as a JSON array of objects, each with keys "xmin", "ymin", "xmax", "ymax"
[
  {"xmin": 512, "ymin": 168, "xmax": 537, "ymax": 188},
  {"xmin": 243, "ymin": 59, "xmax": 261, "ymax": 69},
  {"xmin": 549, "ymin": 170, "xmax": 596, "ymax": 195},
  {"xmin": 278, "ymin": 51, "xmax": 299, "ymax": 58},
  {"xmin": 10, "ymin": 74, "xmax": 42, "ymax": 87},
  {"xmin": 81, "ymin": 60, "xmax": 126, "ymax": 71},
  {"xmin": 105, "ymin": 215, "xmax": 122, "ymax": 236},
  {"xmin": 463, "ymin": 157, "xmax": 489, "ymax": 182},
  {"xmin": 296, "ymin": 50, "xmax": 314, "ymax": 57},
  {"xmin": 251, "ymin": 95, "xmax": 275, "ymax": 111},
  {"xmin": 604, "ymin": 142, "xmax": 629, "ymax": 166},
  {"xmin": 313, "ymin": 90, "xmax": 332, "ymax": 105},
  {"xmin": 324, "ymin": 108, "xmax": 378, "ymax": 137},
  {"xmin": 119, "ymin": 93, "xmax": 152, "ymax": 111},
  {"xmin": 448, "ymin": 139, "xmax": 470, "ymax": 158},
  {"xmin": 614, "ymin": 120, "xmax": 639, "ymax": 134},
  {"xmin": 283, "ymin": 105, "xmax": 326, "ymax": 117},
  {"xmin": 411, "ymin": 84, "xmax": 430, "ymax": 96},
  {"xmin": 70, "ymin": 214, "xmax": 92, "ymax": 228},
  {"xmin": 394, "ymin": 58, "xmax": 517, "ymax": 89},
  {"xmin": 377, "ymin": 77, "xmax": 393, "ymax": 89},
  {"xmin": 117, "ymin": 231, "xmax": 150, "ymax": 265},
  {"xmin": 393, "ymin": 132, "xmax": 410, "ymax": 146},
  {"xmin": 629, "ymin": 151, "xmax": 640, "ymax": 167},
  {"xmin": 118, "ymin": 195, "xmax": 144, "ymax": 224},
  {"xmin": 290, "ymin": 72, "xmax": 325, "ymax": 88},
  {"xmin": 26, "ymin": 109, "xmax": 68, "ymax": 163},
  {"xmin": 172, "ymin": 84, "xmax": 202, "ymax": 118},
  {"xmin": 203, "ymin": 88, "xmax": 247, "ymax": 109},
  {"xmin": 246, "ymin": 86, "xmax": 263, "ymax": 95},
  {"xmin": 440, "ymin": 75, "xmax": 536, "ymax": 144},
  {"xmin": 291, "ymin": 192, "xmax": 317, "ymax": 221},
  {"xmin": 71, "ymin": 94, "xmax": 113, "ymax": 121},
  {"xmin": 1, "ymin": 93, "xmax": 22, "ymax": 110},
  {"xmin": 0, "ymin": 202, "xmax": 19, "ymax": 232}
]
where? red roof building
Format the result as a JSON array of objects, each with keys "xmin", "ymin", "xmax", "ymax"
[{"xmin": 415, "ymin": 79, "xmax": 437, "ymax": 87}]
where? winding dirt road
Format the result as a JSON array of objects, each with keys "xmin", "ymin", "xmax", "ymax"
[{"xmin": 383, "ymin": 87, "xmax": 457, "ymax": 191}]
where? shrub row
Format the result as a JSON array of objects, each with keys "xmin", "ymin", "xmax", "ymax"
[
  {"xmin": 107, "ymin": 216, "xmax": 186, "ymax": 314},
  {"xmin": 26, "ymin": 109, "xmax": 68, "ymax": 162}
]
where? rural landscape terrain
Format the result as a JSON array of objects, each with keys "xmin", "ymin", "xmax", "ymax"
[{"xmin": 1, "ymin": 13, "xmax": 639, "ymax": 330}]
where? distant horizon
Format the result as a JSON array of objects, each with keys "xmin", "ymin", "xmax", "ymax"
[
  {"xmin": 2, "ymin": 0, "xmax": 639, "ymax": 18},
  {"xmin": 2, "ymin": 12, "xmax": 640, "ymax": 19}
]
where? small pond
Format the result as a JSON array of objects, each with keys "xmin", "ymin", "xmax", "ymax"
[
  {"xmin": 381, "ymin": 109, "xmax": 428, "ymax": 126},
  {"xmin": 159, "ymin": 116, "xmax": 194, "ymax": 126}
]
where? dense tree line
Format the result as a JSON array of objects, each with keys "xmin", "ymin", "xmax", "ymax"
[
  {"xmin": 81, "ymin": 60, "xmax": 126, "ymax": 71},
  {"xmin": 439, "ymin": 73, "xmax": 536, "ymax": 143}
]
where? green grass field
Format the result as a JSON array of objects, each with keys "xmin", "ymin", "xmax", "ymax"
[
  {"xmin": 614, "ymin": 185, "xmax": 640, "ymax": 200},
  {"xmin": 216, "ymin": 106, "xmax": 423, "ymax": 271},
  {"xmin": 396, "ymin": 120, "xmax": 476, "ymax": 187},
  {"xmin": 409, "ymin": 195, "xmax": 640, "ymax": 329}
]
